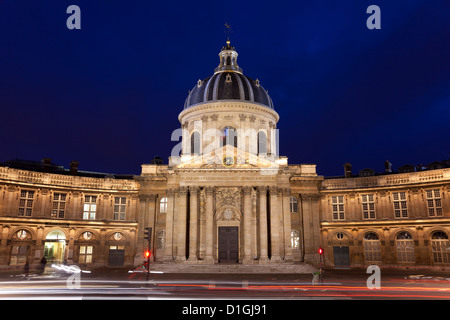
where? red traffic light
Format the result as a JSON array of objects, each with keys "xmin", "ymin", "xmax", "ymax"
[
  {"xmin": 144, "ymin": 250, "xmax": 151, "ymax": 258},
  {"xmin": 318, "ymin": 247, "xmax": 324, "ymax": 255}
]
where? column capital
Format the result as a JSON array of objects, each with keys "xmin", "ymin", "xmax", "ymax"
[
  {"xmin": 257, "ymin": 186, "xmax": 267, "ymax": 193},
  {"xmin": 242, "ymin": 186, "xmax": 253, "ymax": 195},
  {"xmin": 138, "ymin": 194, "xmax": 157, "ymax": 201},
  {"xmin": 178, "ymin": 186, "xmax": 188, "ymax": 195},
  {"xmin": 189, "ymin": 186, "xmax": 200, "ymax": 194},
  {"xmin": 166, "ymin": 188, "xmax": 176, "ymax": 197},
  {"xmin": 205, "ymin": 186, "xmax": 215, "ymax": 195},
  {"xmin": 268, "ymin": 186, "xmax": 278, "ymax": 194},
  {"xmin": 300, "ymin": 193, "xmax": 320, "ymax": 201}
]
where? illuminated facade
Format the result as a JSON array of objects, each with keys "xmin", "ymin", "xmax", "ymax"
[{"xmin": 0, "ymin": 41, "xmax": 449, "ymax": 271}]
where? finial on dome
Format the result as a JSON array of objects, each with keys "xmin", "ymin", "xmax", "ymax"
[{"xmin": 224, "ymin": 22, "xmax": 231, "ymax": 40}]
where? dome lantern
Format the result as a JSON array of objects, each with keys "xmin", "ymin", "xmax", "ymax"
[{"xmin": 183, "ymin": 40, "xmax": 274, "ymax": 110}]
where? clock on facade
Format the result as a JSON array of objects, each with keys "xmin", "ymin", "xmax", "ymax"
[{"xmin": 223, "ymin": 156, "xmax": 234, "ymax": 167}]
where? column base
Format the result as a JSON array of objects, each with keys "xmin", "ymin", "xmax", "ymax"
[
  {"xmin": 270, "ymin": 255, "xmax": 282, "ymax": 262},
  {"xmin": 163, "ymin": 256, "xmax": 174, "ymax": 263},
  {"xmin": 202, "ymin": 257, "xmax": 214, "ymax": 264},
  {"xmin": 187, "ymin": 256, "xmax": 199, "ymax": 263}
]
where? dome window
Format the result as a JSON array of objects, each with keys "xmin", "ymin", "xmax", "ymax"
[{"xmin": 221, "ymin": 126, "xmax": 237, "ymax": 148}]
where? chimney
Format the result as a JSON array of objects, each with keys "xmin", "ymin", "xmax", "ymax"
[
  {"xmin": 70, "ymin": 161, "xmax": 79, "ymax": 175},
  {"xmin": 344, "ymin": 162, "xmax": 352, "ymax": 178},
  {"xmin": 41, "ymin": 158, "xmax": 52, "ymax": 172},
  {"xmin": 384, "ymin": 160, "xmax": 392, "ymax": 173}
]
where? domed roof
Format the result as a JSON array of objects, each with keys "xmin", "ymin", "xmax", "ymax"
[{"xmin": 184, "ymin": 40, "xmax": 274, "ymax": 109}]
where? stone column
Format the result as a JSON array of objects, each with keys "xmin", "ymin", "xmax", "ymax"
[
  {"xmin": 68, "ymin": 227, "xmax": 76, "ymax": 264},
  {"xmin": 204, "ymin": 187, "xmax": 214, "ymax": 263},
  {"xmin": 147, "ymin": 194, "xmax": 157, "ymax": 262},
  {"xmin": 99, "ymin": 228, "xmax": 106, "ymax": 267},
  {"xmin": 282, "ymin": 188, "xmax": 294, "ymax": 261},
  {"xmin": 258, "ymin": 186, "xmax": 269, "ymax": 262},
  {"xmin": 137, "ymin": 195, "xmax": 148, "ymax": 252},
  {"xmin": 176, "ymin": 187, "xmax": 188, "ymax": 261},
  {"xmin": 269, "ymin": 186, "xmax": 281, "ymax": 261},
  {"xmin": 243, "ymin": 186, "xmax": 253, "ymax": 263},
  {"xmin": 381, "ymin": 227, "xmax": 392, "ymax": 264},
  {"xmin": 0, "ymin": 225, "xmax": 10, "ymax": 265},
  {"xmin": 188, "ymin": 186, "xmax": 199, "ymax": 262},
  {"xmin": 163, "ymin": 189, "xmax": 175, "ymax": 262}
]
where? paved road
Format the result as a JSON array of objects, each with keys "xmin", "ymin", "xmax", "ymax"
[{"xmin": 0, "ymin": 266, "xmax": 449, "ymax": 301}]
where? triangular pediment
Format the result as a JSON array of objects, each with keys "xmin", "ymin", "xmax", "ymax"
[{"xmin": 171, "ymin": 145, "xmax": 286, "ymax": 170}]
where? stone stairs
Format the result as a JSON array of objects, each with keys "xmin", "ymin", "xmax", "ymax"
[{"xmin": 148, "ymin": 262, "xmax": 317, "ymax": 274}]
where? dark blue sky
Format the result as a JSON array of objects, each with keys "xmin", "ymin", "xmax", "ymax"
[{"xmin": 1, "ymin": 1, "xmax": 449, "ymax": 176}]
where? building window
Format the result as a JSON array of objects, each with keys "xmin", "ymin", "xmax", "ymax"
[
  {"xmin": 160, "ymin": 197, "xmax": 168, "ymax": 213},
  {"xmin": 392, "ymin": 192, "xmax": 408, "ymax": 218},
  {"xmin": 18, "ymin": 190, "xmax": 34, "ymax": 217},
  {"xmin": 83, "ymin": 195, "xmax": 97, "ymax": 220},
  {"xmin": 396, "ymin": 232, "xmax": 415, "ymax": 263},
  {"xmin": 331, "ymin": 196, "xmax": 345, "ymax": 220},
  {"xmin": 79, "ymin": 246, "xmax": 93, "ymax": 263},
  {"xmin": 52, "ymin": 193, "xmax": 67, "ymax": 218},
  {"xmin": 290, "ymin": 196, "xmax": 298, "ymax": 213},
  {"xmin": 431, "ymin": 231, "xmax": 450, "ymax": 264},
  {"xmin": 426, "ymin": 189, "xmax": 443, "ymax": 217},
  {"xmin": 361, "ymin": 194, "xmax": 376, "ymax": 220},
  {"xmin": 190, "ymin": 131, "xmax": 201, "ymax": 155},
  {"xmin": 114, "ymin": 197, "xmax": 126, "ymax": 220},
  {"xmin": 221, "ymin": 126, "xmax": 237, "ymax": 148},
  {"xmin": 257, "ymin": 131, "xmax": 267, "ymax": 155},
  {"xmin": 291, "ymin": 230, "xmax": 300, "ymax": 249},
  {"xmin": 363, "ymin": 232, "xmax": 381, "ymax": 263}
]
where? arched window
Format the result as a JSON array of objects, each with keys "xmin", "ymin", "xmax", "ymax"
[
  {"xmin": 257, "ymin": 131, "xmax": 267, "ymax": 155},
  {"xmin": 396, "ymin": 232, "xmax": 415, "ymax": 263},
  {"xmin": 289, "ymin": 196, "xmax": 298, "ymax": 213},
  {"xmin": 291, "ymin": 230, "xmax": 300, "ymax": 249},
  {"xmin": 363, "ymin": 232, "xmax": 381, "ymax": 262},
  {"xmin": 190, "ymin": 131, "xmax": 201, "ymax": 155},
  {"xmin": 160, "ymin": 197, "xmax": 168, "ymax": 214},
  {"xmin": 431, "ymin": 231, "xmax": 450, "ymax": 264},
  {"xmin": 221, "ymin": 126, "xmax": 237, "ymax": 148}
]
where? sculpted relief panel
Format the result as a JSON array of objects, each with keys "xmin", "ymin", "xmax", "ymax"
[{"xmin": 215, "ymin": 187, "xmax": 242, "ymax": 221}]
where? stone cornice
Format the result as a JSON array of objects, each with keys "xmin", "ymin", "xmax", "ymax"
[
  {"xmin": 0, "ymin": 167, "xmax": 139, "ymax": 192},
  {"xmin": 321, "ymin": 168, "xmax": 450, "ymax": 191},
  {"xmin": 178, "ymin": 101, "xmax": 279, "ymax": 123}
]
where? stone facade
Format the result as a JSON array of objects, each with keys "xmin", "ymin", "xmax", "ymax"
[
  {"xmin": 320, "ymin": 169, "xmax": 450, "ymax": 268},
  {"xmin": 0, "ymin": 40, "xmax": 449, "ymax": 271}
]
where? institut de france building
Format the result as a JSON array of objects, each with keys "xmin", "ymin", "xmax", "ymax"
[{"xmin": 1, "ymin": 40, "xmax": 449, "ymax": 271}]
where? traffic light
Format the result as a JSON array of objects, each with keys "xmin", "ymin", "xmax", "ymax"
[
  {"xmin": 144, "ymin": 250, "xmax": 151, "ymax": 258},
  {"xmin": 318, "ymin": 247, "xmax": 324, "ymax": 255},
  {"xmin": 144, "ymin": 227, "xmax": 152, "ymax": 241}
]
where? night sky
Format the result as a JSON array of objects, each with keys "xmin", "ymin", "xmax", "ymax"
[{"xmin": 1, "ymin": 1, "xmax": 449, "ymax": 177}]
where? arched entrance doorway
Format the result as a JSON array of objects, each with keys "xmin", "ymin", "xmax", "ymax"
[{"xmin": 44, "ymin": 230, "xmax": 66, "ymax": 262}]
